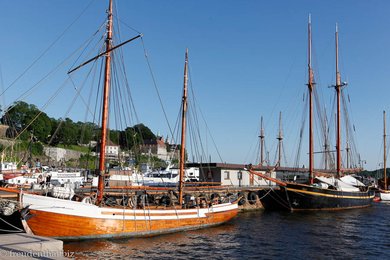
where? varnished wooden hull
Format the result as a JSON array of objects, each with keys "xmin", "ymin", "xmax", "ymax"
[
  {"xmin": 22, "ymin": 194, "xmax": 238, "ymax": 240},
  {"xmin": 258, "ymin": 183, "xmax": 375, "ymax": 211}
]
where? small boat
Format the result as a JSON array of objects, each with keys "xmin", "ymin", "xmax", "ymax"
[
  {"xmin": 16, "ymin": 0, "xmax": 238, "ymax": 240},
  {"xmin": 135, "ymin": 166, "xmax": 199, "ymax": 187},
  {"xmin": 0, "ymin": 161, "xmax": 25, "ymax": 183},
  {"xmin": 252, "ymin": 17, "xmax": 374, "ymax": 211},
  {"xmin": 5, "ymin": 166, "xmax": 85, "ymax": 188}
]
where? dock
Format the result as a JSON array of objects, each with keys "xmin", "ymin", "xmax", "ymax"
[{"xmin": 0, "ymin": 233, "xmax": 67, "ymax": 259}]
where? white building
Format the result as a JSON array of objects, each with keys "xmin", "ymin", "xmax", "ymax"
[{"xmin": 105, "ymin": 140, "xmax": 120, "ymax": 159}]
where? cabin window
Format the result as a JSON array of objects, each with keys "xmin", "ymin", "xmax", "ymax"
[{"xmin": 224, "ymin": 171, "xmax": 230, "ymax": 180}]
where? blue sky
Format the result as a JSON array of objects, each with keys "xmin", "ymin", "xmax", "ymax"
[{"xmin": 0, "ymin": 0, "xmax": 389, "ymax": 171}]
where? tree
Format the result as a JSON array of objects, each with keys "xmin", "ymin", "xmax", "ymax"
[
  {"xmin": 109, "ymin": 129, "xmax": 121, "ymax": 145},
  {"xmin": 53, "ymin": 118, "xmax": 79, "ymax": 146},
  {"xmin": 1, "ymin": 101, "xmax": 52, "ymax": 141},
  {"xmin": 119, "ymin": 123, "xmax": 156, "ymax": 150},
  {"xmin": 77, "ymin": 121, "xmax": 97, "ymax": 145}
]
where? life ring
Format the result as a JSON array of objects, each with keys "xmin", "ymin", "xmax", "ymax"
[
  {"xmin": 210, "ymin": 193, "xmax": 220, "ymax": 200},
  {"xmin": 225, "ymin": 193, "xmax": 237, "ymax": 203},
  {"xmin": 120, "ymin": 197, "xmax": 129, "ymax": 206},
  {"xmin": 171, "ymin": 190, "xmax": 179, "ymax": 199},
  {"xmin": 105, "ymin": 196, "xmax": 117, "ymax": 206},
  {"xmin": 90, "ymin": 192, "xmax": 97, "ymax": 203},
  {"xmin": 238, "ymin": 192, "xmax": 246, "ymax": 206},
  {"xmin": 82, "ymin": 196, "xmax": 92, "ymax": 204},
  {"xmin": 210, "ymin": 193, "xmax": 221, "ymax": 205},
  {"xmin": 147, "ymin": 194, "xmax": 155, "ymax": 204},
  {"xmin": 160, "ymin": 195, "xmax": 171, "ymax": 206},
  {"xmin": 247, "ymin": 191, "xmax": 257, "ymax": 205}
]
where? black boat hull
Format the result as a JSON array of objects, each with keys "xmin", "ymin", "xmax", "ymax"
[
  {"xmin": 0, "ymin": 211, "xmax": 25, "ymax": 233},
  {"xmin": 258, "ymin": 183, "xmax": 375, "ymax": 211}
]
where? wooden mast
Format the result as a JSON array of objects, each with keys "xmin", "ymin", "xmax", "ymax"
[
  {"xmin": 308, "ymin": 14, "xmax": 315, "ymax": 184},
  {"xmin": 335, "ymin": 23, "xmax": 343, "ymax": 178},
  {"xmin": 97, "ymin": 0, "xmax": 113, "ymax": 204},
  {"xmin": 259, "ymin": 116, "xmax": 265, "ymax": 166},
  {"xmin": 178, "ymin": 49, "xmax": 189, "ymax": 206},
  {"xmin": 384, "ymin": 110, "xmax": 387, "ymax": 190},
  {"xmin": 324, "ymin": 115, "xmax": 329, "ymax": 170},
  {"xmin": 277, "ymin": 112, "xmax": 283, "ymax": 167}
]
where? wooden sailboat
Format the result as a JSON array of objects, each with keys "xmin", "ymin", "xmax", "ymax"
[
  {"xmin": 379, "ymin": 111, "xmax": 390, "ymax": 201},
  {"xmin": 18, "ymin": 0, "xmax": 238, "ymax": 240},
  {"xmin": 252, "ymin": 17, "xmax": 374, "ymax": 211}
]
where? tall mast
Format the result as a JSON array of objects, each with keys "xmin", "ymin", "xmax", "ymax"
[
  {"xmin": 97, "ymin": 0, "xmax": 113, "ymax": 204},
  {"xmin": 308, "ymin": 14, "xmax": 315, "ymax": 184},
  {"xmin": 324, "ymin": 114, "xmax": 329, "ymax": 170},
  {"xmin": 346, "ymin": 124, "xmax": 350, "ymax": 168},
  {"xmin": 384, "ymin": 110, "xmax": 387, "ymax": 190},
  {"xmin": 335, "ymin": 23, "xmax": 343, "ymax": 177},
  {"xmin": 277, "ymin": 112, "xmax": 283, "ymax": 167},
  {"xmin": 178, "ymin": 49, "xmax": 189, "ymax": 206},
  {"xmin": 259, "ymin": 116, "xmax": 265, "ymax": 166}
]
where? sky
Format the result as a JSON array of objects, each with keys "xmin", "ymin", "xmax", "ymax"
[{"xmin": 0, "ymin": 0, "xmax": 390, "ymax": 171}]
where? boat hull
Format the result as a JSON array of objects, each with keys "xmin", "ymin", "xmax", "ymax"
[
  {"xmin": 379, "ymin": 190, "xmax": 390, "ymax": 201},
  {"xmin": 258, "ymin": 183, "xmax": 375, "ymax": 211},
  {"xmin": 0, "ymin": 211, "xmax": 25, "ymax": 234},
  {"xmin": 22, "ymin": 194, "xmax": 238, "ymax": 240}
]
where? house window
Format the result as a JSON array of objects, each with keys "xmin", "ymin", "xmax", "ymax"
[{"xmin": 224, "ymin": 171, "xmax": 230, "ymax": 180}]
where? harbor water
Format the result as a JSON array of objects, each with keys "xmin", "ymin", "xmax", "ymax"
[{"xmin": 64, "ymin": 202, "xmax": 390, "ymax": 259}]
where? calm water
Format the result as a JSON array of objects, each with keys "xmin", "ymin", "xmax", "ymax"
[{"xmin": 64, "ymin": 202, "xmax": 390, "ymax": 259}]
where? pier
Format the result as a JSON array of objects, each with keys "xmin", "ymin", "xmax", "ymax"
[{"xmin": 0, "ymin": 233, "xmax": 66, "ymax": 259}]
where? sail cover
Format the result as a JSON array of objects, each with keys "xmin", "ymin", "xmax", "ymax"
[
  {"xmin": 315, "ymin": 176, "xmax": 361, "ymax": 192},
  {"xmin": 340, "ymin": 175, "xmax": 365, "ymax": 187}
]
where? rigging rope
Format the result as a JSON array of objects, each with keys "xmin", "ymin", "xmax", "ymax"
[{"xmin": 0, "ymin": 0, "xmax": 96, "ymax": 99}]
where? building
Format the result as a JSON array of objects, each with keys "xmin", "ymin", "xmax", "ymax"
[
  {"xmin": 186, "ymin": 163, "xmax": 277, "ymax": 187},
  {"xmin": 106, "ymin": 140, "xmax": 120, "ymax": 159},
  {"xmin": 140, "ymin": 136, "xmax": 178, "ymax": 161}
]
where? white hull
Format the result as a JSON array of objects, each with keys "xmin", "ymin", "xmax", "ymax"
[
  {"xmin": 6, "ymin": 170, "xmax": 84, "ymax": 186},
  {"xmin": 379, "ymin": 190, "xmax": 390, "ymax": 201},
  {"xmin": 22, "ymin": 193, "xmax": 237, "ymax": 221}
]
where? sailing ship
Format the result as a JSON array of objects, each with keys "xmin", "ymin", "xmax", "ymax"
[
  {"xmin": 252, "ymin": 17, "xmax": 374, "ymax": 211},
  {"xmin": 15, "ymin": 0, "xmax": 238, "ymax": 240},
  {"xmin": 379, "ymin": 111, "xmax": 390, "ymax": 201}
]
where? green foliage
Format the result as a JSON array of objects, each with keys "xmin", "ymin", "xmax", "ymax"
[
  {"xmin": 54, "ymin": 118, "xmax": 79, "ymax": 145},
  {"xmin": 77, "ymin": 121, "xmax": 97, "ymax": 145},
  {"xmin": 121, "ymin": 123, "xmax": 156, "ymax": 150},
  {"xmin": 1, "ymin": 102, "xmax": 162, "ymax": 159},
  {"xmin": 31, "ymin": 142, "xmax": 44, "ymax": 155},
  {"xmin": 79, "ymin": 153, "xmax": 98, "ymax": 170},
  {"xmin": 109, "ymin": 130, "xmax": 121, "ymax": 145},
  {"xmin": 57, "ymin": 144, "xmax": 91, "ymax": 153},
  {"xmin": 2, "ymin": 101, "xmax": 52, "ymax": 141}
]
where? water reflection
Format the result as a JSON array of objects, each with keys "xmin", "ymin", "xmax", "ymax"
[{"xmin": 64, "ymin": 204, "xmax": 390, "ymax": 259}]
